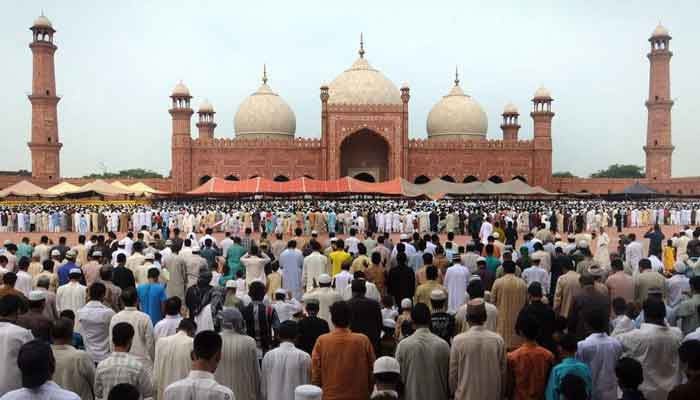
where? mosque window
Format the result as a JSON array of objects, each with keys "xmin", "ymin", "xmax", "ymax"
[
  {"xmin": 463, "ymin": 175, "xmax": 479, "ymax": 183},
  {"xmin": 224, "ymin": 175, "xmax": 239, "ymax": 181},
  {"xmin": 46, "ymin": 90, "xmax": 50, "ymax": 96},
  {"xmin": 198, "ymin": 175, "xmax": 211, "ymax": 185},
  {"xmin": 512, "ymin": 175, "xmax": 527, "ymax": 183},
  {"xmin": 440, "ymin": 175, "xmax": 455, "ymax": 183}
]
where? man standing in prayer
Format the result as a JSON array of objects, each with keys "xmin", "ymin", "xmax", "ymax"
[
  {"xmin": 95, "ymin": 322, "xmax": 154, "ymax": 400},
  {"xmin": 280, "ymin": 240, "xmax": 304, "ymax": 300},
  {"xmin": 164, "ymin": 330, "xmax": 234, "ymax": 400},
  {"xmin": 109, "ymin": 287, "xmax": 155, "ymax": 368},
  {"xmin": 0, "ymin": 295, "xmax": 34, "ymax": 395},
  {"xmin": 302, "ymin": 240, "xmax": 330, "ymax": 293},
  {"xmin": 312, "ymin": 301, "xmax": 375, "ymax": 400},
  {"xmin": 449, "ymin": 298, "xmax": 506, "ymax": 400},
  {"xmin": 56, "ymin": 268, "xmax": 86, "ymax": 314},
  {"xmin": 153, "ymin": 319, "xmax": 196, "ymax": 400},
  {"xmin": 262, "ymin": 320, "xmax": 311, "ymax": 400},
  {"xmin": 297, "ymin": 299, "xmax": 330, "ymax": 355},
  {"xmin": 492, "ymin": 260, "xmax": 528, "ymax": 349},
  {"xmin": 613, "ymin": 298, "xmax": 683, "ymax": 400},
  {"xmin": 241, "ymin": 245, "xmax": 271, "ymax": 286},
  {"xmin": 216, "ymin": 308, "xmax": 262, "ymax": 400},
  {"xmin": 50, "ymin": 317, "xmax": 96, "ymax": 400},
  {"xmin": 576, "ymin": 311, "xmax": 623, "ymax": 400},
  {"xmin": 553, "ymin": 257, "xmax": 580, "ymax": 318},
  {"xmin": 395, "ymin": 303, "xmax": 450, "ymax": 400},
  {"xmin": 302, "ymin": 273, "xmax": 343, "ymax": 329},
  {"xmin": 444, "ymin": 256, "xmax": 470, "ymax": 313},
  {"xmin": 76, "ymin": 282, "xmax": 115, "ymax": 364},
  {"xmin": 153, "ymin": 297, "xmax": 184, "ymax": 341}
]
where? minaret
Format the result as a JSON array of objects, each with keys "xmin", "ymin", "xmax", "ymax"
[
  {"xmin": 28, "ymin": 13, "xmax": 62, "ymax": 184},
  {"xmin": 644, "ymin": 23, "xmax": 674, "ymax": 180},
  {"xmin": 169, "ymin": 81, "xmax": 193, "ymax": 192},
  {"xmin": 196, "ymin": 99, "xmax": 216, "ymax": 140},
  {"xmin": 530, "ymin": 86, "xmax": 554, "ymax": 186},
  {"xmin": 501, "ymin": 103, "xmax": 520, "ymax": 141}
]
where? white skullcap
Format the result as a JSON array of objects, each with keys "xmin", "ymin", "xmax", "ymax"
[
  {"xmin": 69, "ymin": 268, "xmax": 82, "ymax": 275},
  {"xmin": 28, "ymin": 290, "xmax": 46, "ymax": 301},
  {"xmin": 373, "ymin": 356, "xmax": 401, "ymax": 374},
  {"xmin": 492, "ymin": 232, "xmax": 500, "ymax": 239},
  {"xmin": 50, "ymin": 249, "xmax": 60, "ymax": 257},
  {"xmin": 317, "ymin": 274, "xmax": 332, "ymax": 284},
  {"xmin": 294, "ymin": 385, "xmax": 322, "ymax": 400},
  {"xmin": 275, "ymin": 288, "xmax": 287, "ymax": 296},
  {"xmin": 400, "ymin": 298, "xmax": 412, "ymax": 309},
  {"xmin": 430, "ymin": 289, "xmax": 447, "ymax": 300},
  {"xmin": 144, "ymin": 253, "xmax": 155, "ymax": 260},
  {"xmin": 578, "ymin": 240, "xmax": 589, "ymax": 248}
]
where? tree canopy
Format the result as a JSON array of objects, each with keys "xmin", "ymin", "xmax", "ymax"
[
  {"xmin": 552, "ymin": 171, "xmax": 575, "ymax": 178},
  {"xmin": 83, "ymin": 168, "xmax": 163, "ymax": 179},
  {"xmin": 590, "ymin": 164, "xmax": 644, "ymax": 179}
]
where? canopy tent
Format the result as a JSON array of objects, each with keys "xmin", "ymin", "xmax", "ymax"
[
  {"xmin": 47, "ymin": 181, "xmax": 81, "ymax": 195},
  {"xmin": 0, "ymin": 180, "xmax": 55, "ymax": 198},
  {"xmin": 111, "ymin": 181, "xmax": 133, "ymax": 191},
  {"xmin": 128, "ymin": 182, "xmax": 166, "ymax": 195},
  {"xmin": 67, "ymin": 179, "xmax": 136, "ymax": 197},
  {"xmin": 185, "ymin": 176, "xmax": 558, "ymax": 197}
]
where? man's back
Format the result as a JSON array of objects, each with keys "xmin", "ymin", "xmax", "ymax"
[
  {"xmin": 154, "ymin": 331, "xmax": 194, "ymax": 400},
  {"xmin": 298, "ymin": 315, "xmax": 330, "ymax": 354},
  {"xmin": 0, "ymin": 322, "xmax": 34, "ymax": 394},
  {"xmin": 449, "ymin": 326, "xmax": 506, "ymax": 400},
  {"xmin": 311, "ymin": 329, "xmax": 375, "ymax": 400},
  {"xmin": 396, "ymin": 327, "xmax": 450, "ymax": 400},
  {"xmin": 51, "ymin": 344, "xmax": 95, "ymax": 400},
  {"xmin": 347, "ymin": 295, "xmax": 382, "ymax": 347}
]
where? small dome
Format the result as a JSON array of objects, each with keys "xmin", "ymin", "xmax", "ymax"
[
  {"xmin": 503, "ymin": 102, "xmax": 519, "ymax": 114},
  {"xmin": 33, "ymin": 15, "xmax": 52, "ymax": 29},
  {"xmin": 234, "ymin": 80, "xmax": 296, "ymax": 140},
  {"xmin": 533, "ymin": 86, "xmax": 552, "ymax": 99},
  {"xmin": 651, "ymin": 23, "xmax": 670, "ymax": 37},
  {"xmin": 171, "ymin": 81, "xmax": 190, "ymax": 97},
  {"xmin": 328, "ymin": 47, "xmax": 402, "ymax": 105},
  {"xmin": 198, "ymin": 99, "xmax": 214, "ymax": 113},
  {"xmin": 427, "ymin": 82, "xmax": 488, "ymax": 140}
]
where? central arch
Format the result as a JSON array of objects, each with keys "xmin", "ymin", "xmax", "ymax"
[
  {"xmin": 340, "ymin": 129, "xmax": 389, "ymax": 182},
  {"xmin": 353, "ymin": 172, "xmax": 376, "ymax": 183}
]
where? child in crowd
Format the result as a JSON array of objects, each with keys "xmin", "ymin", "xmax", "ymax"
[{"xmin": 615, "ymin": 357, "xmax": 646, "ymax": 400}]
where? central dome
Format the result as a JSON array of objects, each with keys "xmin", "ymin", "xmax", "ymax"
[
  {"xmin": 328, "ymin": 40, "xmax": 402, "ymax": 105},
  {"xmin": 234, "ymin": 70, "xmax": 296, "ymax": 140},
  {"xmin": 427, "ymin": 75, "xmax": 488, "ymax": 140}
]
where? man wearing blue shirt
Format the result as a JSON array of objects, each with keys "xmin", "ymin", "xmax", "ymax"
[
  {"xmin": 545, "ymin": 333, "xmax": 592, "ymax": 400},
  {"xmin": 137, "ymin": 268, "xmax": 167, "ymax": 325},
  {"xmin": 57, "ymin": 250, "xmax": 78, "ymax": 286}
]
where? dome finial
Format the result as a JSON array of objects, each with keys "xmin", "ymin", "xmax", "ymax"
[
  {"xmin": 454, "ymin": 65, "xmax": 460, "ymax": 87},
  {"xmin": 262, "ymin": 64, "xmax": 268, "ymax": 85},
  {"xmin": 359, "ymin": 32, "xmax": 365, "ymax": 58}
]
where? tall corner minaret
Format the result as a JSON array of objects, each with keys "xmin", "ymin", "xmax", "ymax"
[
  {"xmin": 644, "ymin": 23, "xmax": 674, "ymax": 180},
  {"xmin": 28, "ymin": 13, "xmax": 62, "ymax": 184},
  {"xmin": 169, "ymin": 81, "xmax": 194, "ymax": 192},
  {"xmin": 531, "ymin": 86, "xmax": 554, "ymax": 186}
]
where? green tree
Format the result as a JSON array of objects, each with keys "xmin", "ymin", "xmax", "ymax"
[
  {"xmin": 590, "ymin": 164, "xmax": 644, "ymax": 178},
  {"xmin": 552, "ymin": 171, "xmax": 575, "ymax": 178},
  {"xmin": 83, "ymin": 168, "xmax": 163, "ymax": 179}
]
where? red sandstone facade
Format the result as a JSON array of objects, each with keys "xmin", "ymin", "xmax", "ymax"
[{"xmin": 3, "ymin": 17, "xmax": 697, "ymax": 195}]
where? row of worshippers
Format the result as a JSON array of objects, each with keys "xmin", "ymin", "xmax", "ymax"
[
  {"xmin": 3, "ymin": 287, "xmax": 700, "ymax": 400},
  {"xmin": 4, "ymin": 197, "xmax": 700, "ymax": 235}
]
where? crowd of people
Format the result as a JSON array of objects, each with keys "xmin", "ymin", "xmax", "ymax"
[
  {"xmin": 0, "ymin": 199, "xmax": 699, "ymax": 399},
  {"xmin": 3, "ymin": 198, "xmax": 700, "ymax": 236}
]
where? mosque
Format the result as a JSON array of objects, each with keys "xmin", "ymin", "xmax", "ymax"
[{"xmin": 11, "ymin": 15, "xmax": 700, "ymax": 195}]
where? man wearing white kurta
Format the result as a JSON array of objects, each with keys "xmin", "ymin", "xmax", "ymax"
[
  {"xmin": 444, "ymin": 262, "xmax": 470, "ymax": 313},
  {"xmin": 302, "ymin": 244, "xmax": 330, "ymax": 293},
  {"xmin": 302, "ymin": 274, "xmax": 343, "ymax": 330},
  {"xmin": 215, "ymin": 308, "xmax": 261, "ymax": 400},
  {"xmin": 261, "ymin": 320, "xmax": 311, "ymax": 400},
  {"xmin": 109, "ymin": 288, "xmax": 155, "ymax": 368},
  {"xmin": 56, "ymin": 269, "xmax": 86, "ymax": 314},
  {"xmin": 154, "ymin": 320, "xmax": 195, "ymax": 400}
]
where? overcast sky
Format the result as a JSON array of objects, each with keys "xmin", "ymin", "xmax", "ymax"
[{"xmin": 2, "ymin": 1, "xmax": 699, "ymax": 178}]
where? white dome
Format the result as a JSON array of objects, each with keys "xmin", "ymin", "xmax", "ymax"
[
  {"xmin": 652, "ymin": 23, "xmax": 670, "ymax": 37},
  {"xmin": 533, "ymin": 86, "xmax": 552, "ymax": 99},
  {"xmin": 33, "ymin": 15, "xmax": 52, "ymax": 29},
  {"xmin": 198, "ymin": 99, "xmax": 214, "ymax": 113},
  {"xmin": 171, "ymin": 81, "xmax": 190, "ymax": 97},
  {"xmin": 234, "ymin": 81, "xmax": 296, "ymax": 140},
  {"xmin": 503, "ymin": 102, "xmax": 519, "ymax": 114},
  {"xmin": 427, "ymin": 83, "xmax": 488, "ymax": 140},
  {"xmin": 328, "ymin": 57, "xmax": 402, "ymax": 105}
]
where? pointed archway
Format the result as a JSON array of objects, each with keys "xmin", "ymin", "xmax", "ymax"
[
  {"xmin": 414, "ymin": 175, "xmax": 430, "ymax": 184},
  {"xmin": 340, "ymin": 129, "xmax": 389, "ymax": 181},
  {"xmin": 353, "ymin": 172, "xmax": 376, "ymax": 183}
]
